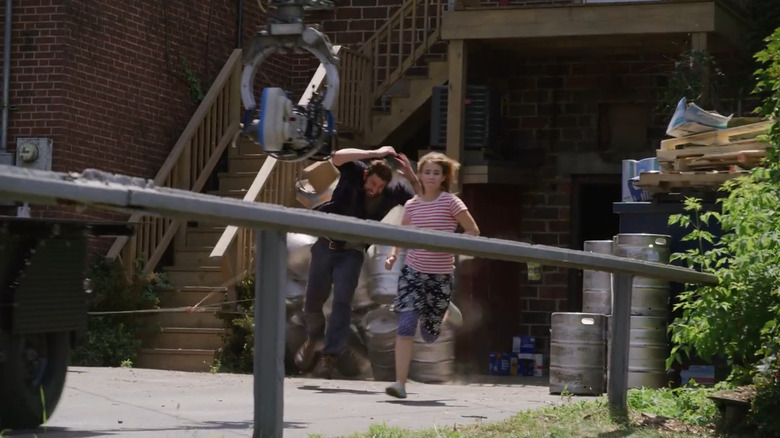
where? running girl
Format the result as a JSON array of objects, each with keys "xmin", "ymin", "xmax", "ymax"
[{"xmin": 384, "ymin": 151, "xmax": 480, "ymax": 399}]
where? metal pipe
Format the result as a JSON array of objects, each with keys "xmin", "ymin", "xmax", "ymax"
[
  {"xmin": 0, "ymin": 165, "xmax": 719, "ymax": 286},
  {"xmin": 2, "ymin": 0, "xmax": 12, "ymax": 153}
]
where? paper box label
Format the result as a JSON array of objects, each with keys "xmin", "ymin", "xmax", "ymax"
[{"xmin": 512, "ymin": 336, "xmax": 536, "ymax": 354}]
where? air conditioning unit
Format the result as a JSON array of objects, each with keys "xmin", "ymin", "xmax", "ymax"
[{"xmin": 430, "ymin": 85, "xmax": 500, "ymax": 152}]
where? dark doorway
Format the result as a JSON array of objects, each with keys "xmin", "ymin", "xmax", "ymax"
[{"xmin": 568, "ymin": 174, "xmax": 622, "ymax": 311}]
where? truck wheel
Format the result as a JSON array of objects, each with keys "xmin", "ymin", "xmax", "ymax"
[{"xmin": 0, "ymin": 332, "xmax": 70, "ymax": 430}]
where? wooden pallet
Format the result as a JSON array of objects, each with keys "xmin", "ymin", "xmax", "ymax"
[
  {"xmin": 660, "ymin": 120, "xmax": 772, "ymax": 150},
  {"xmin": 657, "ymin": 141, "xmax": 769, "ymax": 171},
  {"xmin": 682, "ymin": 150, "xmax": 765, "ymax": 170},
  {"xmin": 634, "ymin": 171, "xmax": 746, "ymax": 194}
]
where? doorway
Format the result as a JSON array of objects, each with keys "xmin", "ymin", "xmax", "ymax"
[{"xmin": 568, "ymin": 174, "xmax": 622, "ymax": 311}]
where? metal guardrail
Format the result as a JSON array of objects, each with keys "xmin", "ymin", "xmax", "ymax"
[{"xmin": 0, "ymin": 164, "xmax": 717, "ymax": 438}]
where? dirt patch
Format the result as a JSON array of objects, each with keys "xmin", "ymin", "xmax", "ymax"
[{"xmin": 637, "ymin": 412, "xmax": 716, "ymax": 436}]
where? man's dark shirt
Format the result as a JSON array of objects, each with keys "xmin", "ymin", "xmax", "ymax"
[{"xmin": 316, "ymin": 161, "xmax": 413, "ymax": 239}]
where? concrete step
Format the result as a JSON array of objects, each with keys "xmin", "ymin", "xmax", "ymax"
[
  {"xmin": 159, "ymin": 286, "xmax": 228, "ymax": 308},
  {"xmin": 185, "ymin": 227, "xmax": 224, "ymax": 248},
  {"xmin": 136, "ymin": 348, "xmax": 216, "ymax": 373},
  {"xmin": 228, "ymin": 154, "xmax": 266, "ymax": 173},
  {"xmin": 144, "ymin": 327, "xmax": 226, "ymax": 350},
  {"xmin": 217, "ymin": 172, "xmax": 257, "ymax": 192},
  {"xmin": 164, "ymin": 266, "xmax": 224, "ymax": 287},
  {"xmin": 174, "ymin": 248, "xmax": 220, "ymax": 267}
]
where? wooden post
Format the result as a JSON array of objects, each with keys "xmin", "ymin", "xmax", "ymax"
[
  {"xmin": 446, "ymin": 39, "xmax": 467, "ymax": 190},
  {"xmin": 608, "ymin": 273, "xmax": 633, "ymax": 421},
  {"xmin": 691, "ymin": 32, "xmax": 711, "ymax": 108},
  {"xmin": 253, "ymin": 230, "xmax": 287, "ymax": 438}
]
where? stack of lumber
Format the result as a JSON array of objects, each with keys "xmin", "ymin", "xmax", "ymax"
[{"xmin": 635, "ymin": 120, "xmax": 772, "ymax": 194}]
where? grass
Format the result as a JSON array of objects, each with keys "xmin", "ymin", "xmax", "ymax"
[{"xmin": 309, "ymin": 385, "xmax": 727, "ymax": 438}]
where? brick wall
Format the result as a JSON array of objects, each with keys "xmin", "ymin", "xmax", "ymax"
[
  {"xmin": 453, "ymin": 47, "xmax": 747, "ymax": 369},
  {"xmin": 0, "ymin": 0, "xmax": 296, "ymax": 221}
]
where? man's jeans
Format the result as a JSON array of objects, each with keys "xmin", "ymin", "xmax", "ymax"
[{"xmin": 303, "ymin": 239, "xmax": 365, "ymax": 356}]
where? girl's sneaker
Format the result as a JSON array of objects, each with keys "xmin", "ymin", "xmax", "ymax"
[{"xmin": 385, "ymin": 381, "xmax": 407, "ymax": 399}]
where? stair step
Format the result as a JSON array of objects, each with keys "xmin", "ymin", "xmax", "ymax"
[
  {"xmin": 231, "ymin": 138, "xmax": 266, "ymax": 156},
  {"xmin": 174, "ymin": 248, "xmax": 221, "ymax": 267},
  {"xmin": 159, "ymin": 286, "xmax": 229, "ymax": 308},
  {"xmin": 136, "ymin": 348, "xmax": 216, "ymax": 373},
  {"xmin": 186, "ymin": 227, "xmax": 225, "ymax": 248},
  {"xmin": 217, "ymin": 173, "xmax": 258, "ymax": 192},
  {"xmin": 164, "ymin": 266, "xmax": 225, "ymax": 287},
  {"xmin": 146, "ymin": 308, "xmax": 226, "ymax": 329},
  {"xmin": 427, "ymin": 60, "xmax": 448, "ymax": 78},
  {"xmin": 144, "ymin": 327, "xmax": 226, "ymax": 350},
  {"xmin": 228, "ymin": 154, "xmax": 267, "ymax": 173}
]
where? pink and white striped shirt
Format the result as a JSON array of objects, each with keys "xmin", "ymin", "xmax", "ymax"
[{"xmin": 403, "ymin": 192, "xmax": 468, "ymax": 274}]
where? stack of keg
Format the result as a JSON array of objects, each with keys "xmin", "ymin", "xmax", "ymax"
[
  {"xmin": 611, "ymin": 234, "xmax": 671, "ymax": 389},
  {"xmin": 549, "ymin": 234, "xmax": 672, "ymax": 395}
]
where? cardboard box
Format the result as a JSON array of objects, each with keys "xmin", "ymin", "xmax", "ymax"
[
  {"xmin": 516, "ymin": 353, "xmax": 546, "ymax": 377},
  {"xmin": 295, "ymin": 179, "xmax": 334, "ymax": 210},
  {"xmin": 665, "ymin": 97, "xmax": 732, "ymax": 138},
  {"xmin": 302, "ymin": 160, "xmax": 339, "ymax": 194},
  {"xmin": 680, "ymin": 365, "xmax": 715, "ymax": 386},
  {"xmin": 512, "ymin": 336, "xmax": 536, "ymax": 354},
  {"xmin": 488, "ymin": 353, "xmax": 513, "ymax": 376}
]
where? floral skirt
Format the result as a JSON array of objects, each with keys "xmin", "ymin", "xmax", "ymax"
[{"xmin": 393, "ymin": 265, "xmax": 452, "ymax": 338}]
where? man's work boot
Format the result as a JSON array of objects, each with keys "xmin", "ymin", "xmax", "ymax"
[
  {"xmin": 294, "ymin": 339, "xmax": 321, "ymax": 371},
  {"xmin": 313, "ymin": 354, "xmax": 338, "ymax": 380}
]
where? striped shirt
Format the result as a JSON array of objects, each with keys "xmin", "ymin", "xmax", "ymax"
[{"xmin": 404, "ymin": 192, "xmax": 468, "ymax": 274}]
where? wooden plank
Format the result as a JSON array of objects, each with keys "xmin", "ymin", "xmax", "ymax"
[
  {"xmin": 660, "ymin": 121, "xmax": 771, "ymax": 150},
  {"xmin": 441, "ymin": 2, "xmax": 717, "ymax": 40},
  {"xmin": 446, "ymin": 39, "xmax": 467, "ymax": 166},
  {"xmin": 684, "ymin": 149, "xmax": 765, "ymax": 170},
  {"xmin": 656, "ymin": 140, "xmax": 769, "ymax": 163},
  {"xmin": 635, "ymin": 171, "xmax": 743, "ymax": 193}
]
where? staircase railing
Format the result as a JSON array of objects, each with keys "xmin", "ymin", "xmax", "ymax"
[
  {"xmin": 334, "ymin": 46, "xmax": 372, "ymax": 139},
  {"xmin": 209, "ymin": 48, "xmax": 341, "ymax": 283},
  {"xmin": 359, "ymin": 0, "xmax": 444, "ymax": 103},
  {"xmin": 106, "ymin": 49, "xmax": 243, "ymax": 273}
]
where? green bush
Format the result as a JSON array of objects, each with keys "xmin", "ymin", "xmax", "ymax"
[
  {"xmin": 212, "ymin": 275, "xmax": 255, "ymax": 373},
  {"xmin": 628, "ymin": 384, "xmax": 729, "ymax": 426},
  {"xmin": 70, "ymin": 256, "xmax": 167, "ymax": 367},
  {"xmin": 666, "ymin": 28, "xmax": 780, "ymax": 381},
  {"xmin": 750, "ymin": 368, "xmax": 780, "ymax": 436}
]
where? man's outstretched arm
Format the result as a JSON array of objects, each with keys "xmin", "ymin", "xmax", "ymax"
[{"xmin": 331, "ymin": 146, "xmax": 397, "ymax": 166}]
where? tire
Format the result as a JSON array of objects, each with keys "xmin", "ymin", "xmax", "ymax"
[{"xmin": 0, "ymin": 332, "xmax": 71, "ymax": 430}]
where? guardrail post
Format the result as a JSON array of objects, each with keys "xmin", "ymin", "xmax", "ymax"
[
  {"xmin": 254, "ymin": 230, "xmax": 287, "ymax": 438},
  {"xmin": 608, "ymin": 272, "xmax": 633, "ymax": 420}
]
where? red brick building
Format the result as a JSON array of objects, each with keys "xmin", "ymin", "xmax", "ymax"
[{"xmin": 0, "ymin": 0, "xmax": 753, "ymax": 372}]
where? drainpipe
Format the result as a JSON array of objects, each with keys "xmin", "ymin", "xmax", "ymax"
[
  {"xmin": 2, "ymin": 0, "xmax": 12, "ymax": 154},
  {"xmin": 236, "ymin": 0, "xmax": 244, "ymax": 48}
]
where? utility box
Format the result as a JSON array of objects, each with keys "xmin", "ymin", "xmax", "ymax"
[{"xmin": 15, "ymin": 137, "xmax": 53, "ymax": 171}]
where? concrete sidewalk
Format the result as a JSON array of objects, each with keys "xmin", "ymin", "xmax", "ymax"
[{"xmin": 8, "ymin": 367, "xmax": 579, "ymax": 438}]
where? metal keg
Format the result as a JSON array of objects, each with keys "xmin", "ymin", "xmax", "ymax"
[
  {"xmin": 286, "ymin": 277, "xmax": 306, "ymax": 303},
  {"xmin": 549, "ymin": 312, "xmax": 607, "ymax": 395},
  {"xmin": 362, "ymin": 307, "xmax": 397, "ymax": 381},
  {"xmin": 287, "ymin": 233, "xmax": 317, "ymax": 283},
  {"xmin": 607, "ymin": 315, "xmax": 669, "ymax": 389},
  {"xmin": 613, "ymin": 234, "xmax": 671, "ymax": 317},
  {"xmin": 582, "ymin": 240, "xmax": 613, "ymax": 314},
  {"xmin": 409, "ymin": 327, "xmax": 455, "ymax": 383},
  {"xmin": 366, "ymin": 244, "xmax": 405, "ymax": 305}
]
